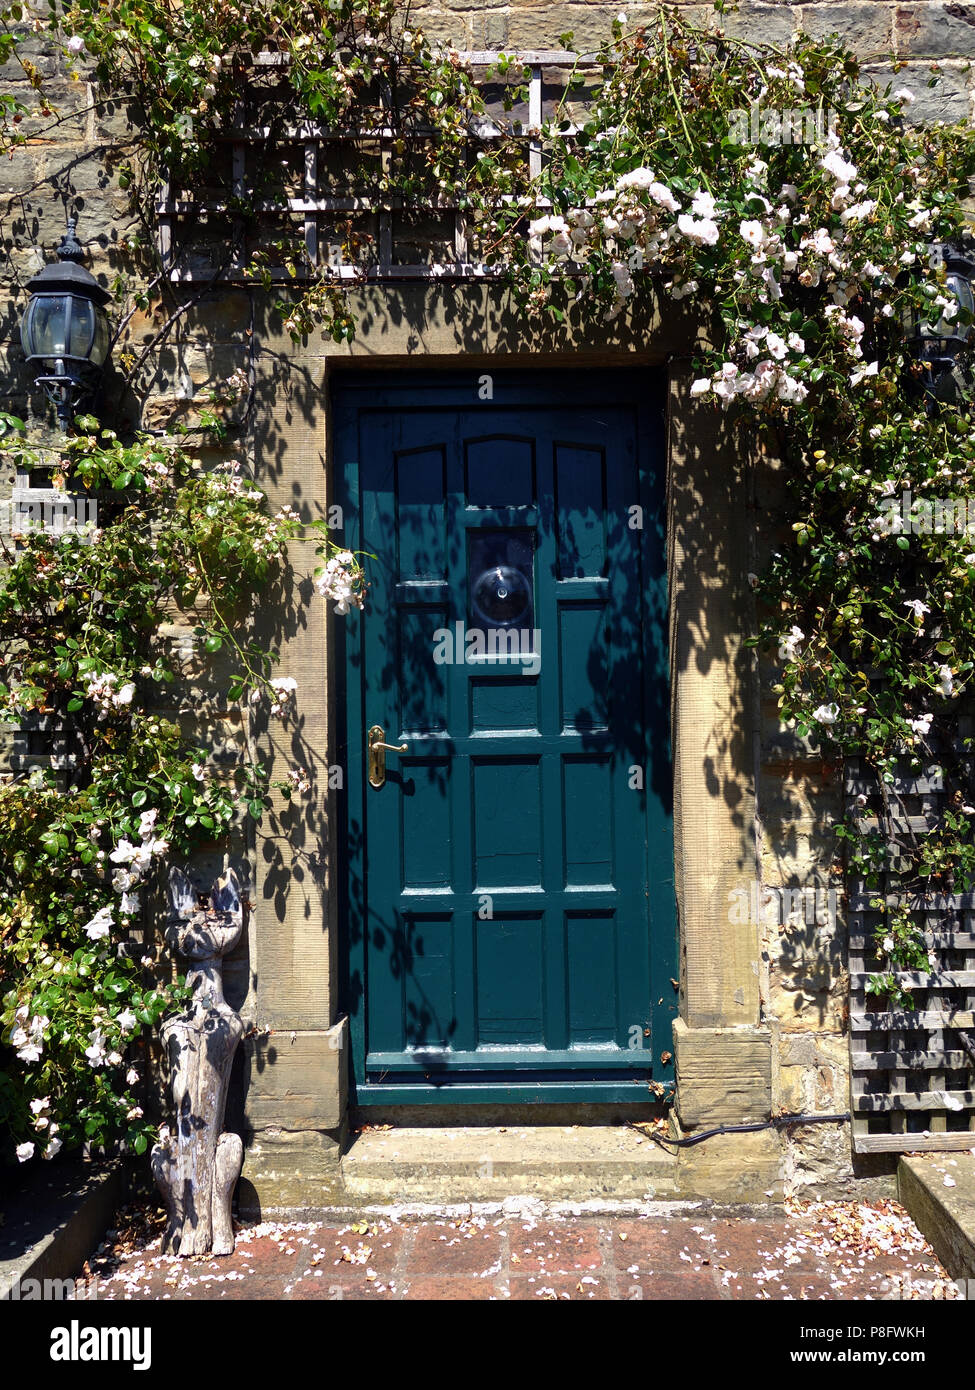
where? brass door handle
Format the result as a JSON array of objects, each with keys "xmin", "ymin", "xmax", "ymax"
[{"xmin": 368, "ymin": 724, "xmax": 408, "ymax": 789}]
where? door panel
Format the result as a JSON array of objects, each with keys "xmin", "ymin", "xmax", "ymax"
[{"xmin": 337, "ymin": 371, "xmax": 675, "ymax": 1103}]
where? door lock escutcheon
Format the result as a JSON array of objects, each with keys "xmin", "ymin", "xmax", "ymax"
[{"xmin": 368, "ymin": 724, "xmax": 408, "ymax": 789}]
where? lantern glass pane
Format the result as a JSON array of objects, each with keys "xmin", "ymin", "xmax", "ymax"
[
  {"xmin": 945, "ymin": 273, "xmax": 975, "ymax": 342},
  {"xmin": 90, "ymin": 307, "xmax": 110, "ymax": 367},
  {"xmin": 929, "ymin": 275, "xmax": 975, "ymax": 341},
  {"xmin": 22, "ymin": 294, "xmax": 69, "ymax": 358},
  {"xmin": 948, "ymin": 272, "xmax": 975, "ymax": 318},
  {"xmin": 67, "ymin": 296, "xmax": 96, "ymax": 360}
]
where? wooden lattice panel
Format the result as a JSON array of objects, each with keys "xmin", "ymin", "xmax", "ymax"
[
  {"xmin": 156, "ymin": 50, "xmax": 585, "ymax": 284},
  {"xmin": 846, "ymin": 761, "xmax": 975, "ymax": 1152}
]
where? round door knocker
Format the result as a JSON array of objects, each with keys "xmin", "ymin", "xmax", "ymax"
[{"xmin": 471, "ymin": 564, "xmax": 532, "ymax": 629}]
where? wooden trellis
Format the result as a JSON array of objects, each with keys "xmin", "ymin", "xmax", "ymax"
[
  {"xmin": 846, "ymin": 760, "xmax": 975, "ymax": 1152},
  {"xmin": 155, "ymin": 50, "xmax": 585, "ymax": 284}
]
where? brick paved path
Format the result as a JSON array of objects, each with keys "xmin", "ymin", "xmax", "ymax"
[{"xmin": 89, "ymin": 1200, "xmax": 960, "ymax": 1301}]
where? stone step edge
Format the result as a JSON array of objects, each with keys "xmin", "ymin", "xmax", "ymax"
[
  {"xmin": 0, "ymin": 1162, "xmax": 127, "ymax": 1300},
  {"xmin": 897, "ymin": 1154, "xmax": 975, "ymax": 1282}
]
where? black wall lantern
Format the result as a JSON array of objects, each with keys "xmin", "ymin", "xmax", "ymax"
[
  {"xmin": 21, "ymin": 218, "xmax": 111, "ymax": 430},
  {"xmin": 904, "ymin": 240, "xmax": 975, "ymax": 405}
]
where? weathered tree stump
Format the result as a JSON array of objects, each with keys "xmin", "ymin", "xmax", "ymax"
[{"xmin": 151, "ymin": 867, "xmax": 245, "ymax": 1257}]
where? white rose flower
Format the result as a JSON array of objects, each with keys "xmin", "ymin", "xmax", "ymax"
[
  {"xmin": 765, "ymin": 332, "xmax": 788, "ymax": 361},
  {"xmin": 690, "ymin": 189, "xmax": 719, "ymax": 220},
  {"xmin": 83, "ymin": 905, "xmax": 113, "ymax": 941},
  {"xmin": 611, "ymin": 262, "xmax": 635, "ymax": 297},
  {"xmin": 776, "ymin": 375, "xmax": 808, "ymax": 404},
  {"xmin": 739, "ymin": 219, "xmax": 766, "ymax": 250},
  {"xmin": 85, "ymin": 1029, "xmax": 108, "ymax": 1067},
  {"xmin": 647, "ymin": 181, "xmax": 680, "ymax": 213},
  {"xmin": 850, "ymin": 361, "xmax": 879, "ymax": 386},
  {"xmin": 779, "ymin": 626, "xmax": 804, "ymax": 662},
  {"xmin": 615, "ymin": 167, "xmax": 655, "ymax": 191},
  {"xmin": 677, "ymin": 214, "xmax": 719, "ymax": 247},
  {"xmin": 821, "ymin": 149, "xmax": 857, "ymax": 184}
]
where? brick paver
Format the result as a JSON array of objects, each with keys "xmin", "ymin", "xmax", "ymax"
[{"xmin": 85, "ymin": 1198, "xmax": 962, "ymax": 1302}]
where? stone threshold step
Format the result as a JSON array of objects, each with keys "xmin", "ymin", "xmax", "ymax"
[
  {"xmin": 898, "ymin": 1153, "xmax": 975, "ymax": 1282},
  {"xmin": 341, "ymin": 1125, "xmax": 680, "ymax": 1202}
]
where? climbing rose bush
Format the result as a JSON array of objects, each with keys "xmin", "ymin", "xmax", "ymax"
[
  {"xmin": 0, "ymin": 420, "xmax": 357, "ymax": 1163},
  {"xmin": 477, "ymin": 14, "xmax": 975, "ymax": 1006},
  {"xmin": 2, "ymin": 2, "xmax": 975, "ymax": 1152}
]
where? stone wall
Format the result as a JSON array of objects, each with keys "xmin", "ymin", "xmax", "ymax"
[
  {"xmin": 752, "ymin": 446, "xmax": 854, "ymax": 1186},
  {"xmin": 3, "ymin": 3, "xmax": 975, "ymax": 1200}
]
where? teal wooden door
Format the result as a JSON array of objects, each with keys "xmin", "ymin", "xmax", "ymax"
[{"xmin": 336, "ymin": 371, "xmax": 675, "ymax": 1103}]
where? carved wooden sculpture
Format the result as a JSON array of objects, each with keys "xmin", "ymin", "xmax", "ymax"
[{"xmin": 151, "ymin": 867, "xmax": 245, "ymax": 1257}]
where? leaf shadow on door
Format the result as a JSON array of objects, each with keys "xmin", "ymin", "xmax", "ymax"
[
  {"xmin": 548, "ymin": 486, "xmax": 673, "ymax": 817},
  {"xmin": 338, "ymin": 375, "xmax": 678, "ymax": 1073}
]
